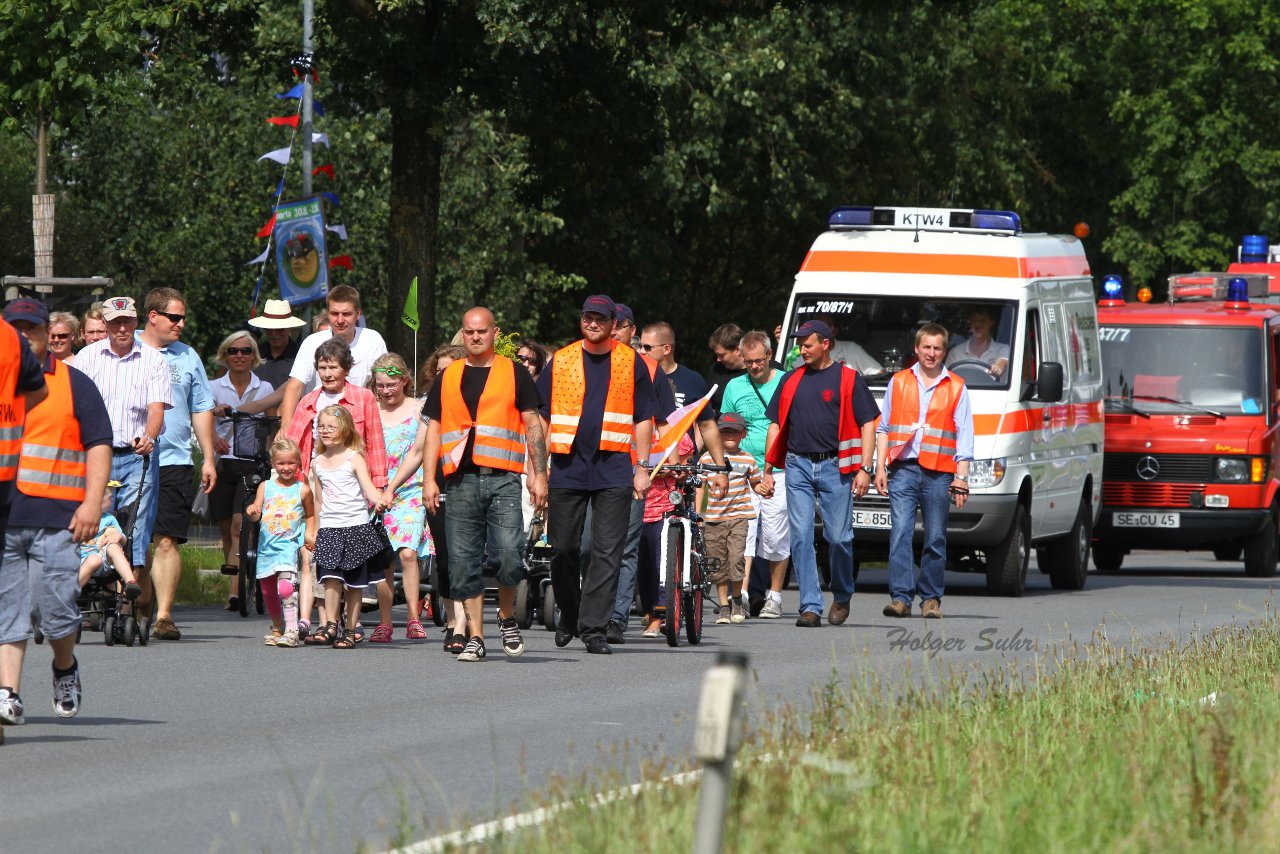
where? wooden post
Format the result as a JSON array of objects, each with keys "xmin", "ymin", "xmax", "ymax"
[{"xmin": 33, "ymin": 193, "xmax": 55, "ymax": 291}]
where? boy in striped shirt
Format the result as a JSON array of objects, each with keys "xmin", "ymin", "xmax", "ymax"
[{"xmin": 703, "ymin": 413, "xmax": 761, "ymax": 624}]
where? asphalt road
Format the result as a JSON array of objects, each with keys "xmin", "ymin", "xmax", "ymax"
[{"xmin": 2, "ymin": 550, "xmax": 1276, "ymax": 853}]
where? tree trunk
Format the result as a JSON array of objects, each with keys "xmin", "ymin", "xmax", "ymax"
[{"xmin": 385, "ymin": 110, "xmax": 441, "ymax": 364}]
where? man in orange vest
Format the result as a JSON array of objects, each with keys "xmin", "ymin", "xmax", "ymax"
[
  {"xmin": 423, "ymin": 307, "xmax": 546, "ymax": 662},
  {"xmin": 1, "ymin": 298, "xmax": 113, "ymax": 726},
  {"xmin": 760, "ymin": 319, "xmax": 879, "ymax": 628},
  {"xmin": 536, "ymin": 295, "xmax": 660, "ymax": 655},
  {"xmin": 873, "ymin": 322, "xmax": 974, "ymax": 619},
  {"xmin": 0, "ymin": 313, "xmax": 48, "ymax": 497}
]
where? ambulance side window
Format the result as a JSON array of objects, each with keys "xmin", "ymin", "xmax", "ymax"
[
  {"xmin": 1022, "ymin": 309, "xmax": 1041, "ymax": 388},
  {"xmin": 1271, "ymin": 328, "xmax": 1280, "ymax": 422}
]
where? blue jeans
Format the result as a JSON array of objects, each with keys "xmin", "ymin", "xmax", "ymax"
[
  {"xmin": 887, "ymin": 461, "xmax": 952, "ymax": 604},
  {"xmin": 610, "ymin": 495, "xmax": 646, "ymax": 628},
  {"xmin": 785, "ymin": 453, "xmax": 854, "ymax": 614},
  {"xmin": 110, "ymin": 452, "xmax": 160, "ymax": 567},
  {"xmin": 444, "ymin": 471, "xmax": 525, "ymax": 601}
]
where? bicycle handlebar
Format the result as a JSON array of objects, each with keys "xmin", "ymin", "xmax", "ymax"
[
  {"xmin": 658, "ymin": 462, "xmax": 730, "ymax": 474},
  {"xmin": 226, "ymin": 411, "xmax": 282, "ymax": 425}
]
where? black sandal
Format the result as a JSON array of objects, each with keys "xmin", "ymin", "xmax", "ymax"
[
  {"xmin": 444, "ymin": 632, "xmax": 467, "ymax": 655},
  {"xmin": 305, "ymin": 621, "xmax": 338, "ymax": 645},
  {"xmin": 333, "ymin": 626, "xmax": 362, "ymax": 649},
  {"xmin": 224, "ymin": 596, "xmax": 239, "ymax": 612}
]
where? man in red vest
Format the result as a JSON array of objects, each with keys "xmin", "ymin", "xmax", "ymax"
[
  {"xmin": 760, "ymin": 319, "xmax": 879, "ymax": 628},
  {"xmin": 874, "ymin": 322, "xmax": 973, "ymax": 619},
  {"xmin": 1, "ymin": 298, "xmax": 112, "ymax": 726},
  {"xmin": 424, "ymin": 307, "xmax": 546, "ymax": 663}
]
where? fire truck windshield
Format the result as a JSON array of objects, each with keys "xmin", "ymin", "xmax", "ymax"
[
  {"xmin": 1099, "ymin": 325, "xmax": 1265, "ymax": 416},
  {"xmin": 787, "ymin": 295, "xmax": 1016, "ymax": 389}
]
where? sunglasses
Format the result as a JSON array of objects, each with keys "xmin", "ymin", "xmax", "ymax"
[
  {"xmin": 639, "ymin": 343, "xmax": 664, "ymax": 352},
  {"xmin": 154, "ymin": 310, "xmax": 185, "ymax": 324},
  {"xmin": 516, "ymin": 355, "xmax": 538, "ymax": 365},
  {"xmin": 49, "ymin": 333, "xmax": 72, "ymax": 341},
  {"xmin": 225, "ymin": 347, "xmax": 254, "ymax": 356}
]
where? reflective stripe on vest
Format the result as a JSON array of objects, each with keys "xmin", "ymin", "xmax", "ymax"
[
  {"xmin": 885, "ymin": 368, "xmax": 963, "ymax": 473},
  {"xmin": 0, "ymin": 321, "xmax": 25, "ymax": 479},
  {"xmin": 549, "ymin": 340, "xmax": 636, "ymax": 455},
  {"xmin": 438, "ymin": 357, "xmax": 527, "ymax": 476},
  {"xmin": 16, "ymin": 358, "xmax": 86, "ymax": 501}
]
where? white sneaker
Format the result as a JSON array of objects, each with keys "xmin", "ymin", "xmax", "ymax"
[
  {"xmin": 276, "ymin": 629, "xmax": 300, "ymax": 647},
  {"xmin": 0, "ymin": 687, "xmax": 25, "ymax": 725},
  {"xmin": 730, "ymin": 599, "xmax": 748, "ymax": 623},
  {"xmin": 52, "ymin": 662, "xmax": 81, "ymax": 719},
  {"xmin": 716, "ymin": 605, "xmax": 731, "ymax": 625},
  {"xmin": 759, "ymin": 598, "xmax": 783, "ymax": 619}
]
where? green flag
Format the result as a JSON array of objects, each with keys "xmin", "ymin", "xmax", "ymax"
[{"xmin": 401, "ymin": 276, "xmax": 419, "ymax": 331}]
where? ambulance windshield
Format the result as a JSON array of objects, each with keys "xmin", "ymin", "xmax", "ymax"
[
  {"xmin": 1099, "ymin": 325, "xmax": 1265, "ymax": 416},
  {"xmin": 786, "ymin": 296, "xmax": 1016, "ymax": 389}
]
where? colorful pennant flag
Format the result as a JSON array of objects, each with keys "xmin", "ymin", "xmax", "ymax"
[
  {"xmin": 326, "ymin": 224, "xmax": 348, "ymax": 241},
  {"xmin": 328, "ymin": 255, "xmax": 353, "ymax": 271},
  {"xmin": 312, "ymin": 133, "xmax": 329, "ymax": 148},
  {"xmin": 257, "ymin": 146, "xmax": 292, "ymax": 165},
  {"xmin": 313, "ymin": 101, "xmax": 326, "ymax": 117},
  {"xmin": 256, "ymin": 214, "xmax": 277, "ymax": 238},
  {"xmin": 275, "ymin": 83, "xmax": 305, "ymax": 99},
  {"xmin": 245, "ymin": 247, "xmax": 270, "ymax": 265},
  {"xmin": 270, "ymin": 178, "xmax": 284, "ymax": 195},
  {"xmin": 312, "ymin": 163, "xmax": 335, "ymax": 180},
  {"xmin": 402, "ymin": 276, "xmax": 420, "ymax": 331},
  {"xmin": 267, "ymin": 115, "xmax": 300, "ymax": 128},
  {"xmin": 320, "ymin": 191, "xmax": 341, "ymax": 208},
  {"xmin": 649, "ymin": 385, "xmax": 717, "ymax": 469}
]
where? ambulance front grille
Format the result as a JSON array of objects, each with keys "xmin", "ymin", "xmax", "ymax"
[{"xmin": 1102, "ymin": 482, "xmax": 1198, "ymax": 508}]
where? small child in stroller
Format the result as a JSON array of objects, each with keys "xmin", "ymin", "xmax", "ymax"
[{"xmin": 77, "ymin": 481, "xmax": 142, "ymax": 601}]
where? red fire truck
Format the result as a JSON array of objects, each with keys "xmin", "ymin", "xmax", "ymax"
[{"xmin": 1093, "ymin": 272, "xmax": 1279, "ymax": 576}]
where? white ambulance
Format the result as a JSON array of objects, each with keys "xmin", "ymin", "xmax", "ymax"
[{"xmin": 780, "ymin": 205, "xmax": 1104, "ymax": 595}]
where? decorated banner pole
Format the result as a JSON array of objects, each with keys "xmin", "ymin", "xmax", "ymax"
[
  {"xmin": 402, "ymin": 276, "xmax": 421, "ymax": 396},
  {"xmin": 300, "ymin": 0, "xmax": 315, "ymax": 324}
]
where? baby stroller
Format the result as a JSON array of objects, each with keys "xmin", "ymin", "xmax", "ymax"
[{"xmin": 62, "ymin": 460, "xmax": 152, "ymax": 647}]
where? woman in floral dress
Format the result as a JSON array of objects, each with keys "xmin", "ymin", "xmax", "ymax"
[{"xmin": 368, "ymin": 353, "xmax": 434, "ymax": 641}]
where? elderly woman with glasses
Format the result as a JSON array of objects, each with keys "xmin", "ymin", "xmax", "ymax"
[
  {"xmin": 47, "ymin": 311, "xmax": 81, "ymax": 364},
  {"xmin": 209, "ymin": 331, "xmax": 277, "ymax": 610}
]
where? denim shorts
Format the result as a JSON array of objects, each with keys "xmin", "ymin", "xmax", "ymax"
[
  {"xmin": 444, "ymin": 471, "xmax": 525, "ymax": 600},
  {"xmin": 0, "ymin": 526, "xmax": 82, "ymax": 643}
]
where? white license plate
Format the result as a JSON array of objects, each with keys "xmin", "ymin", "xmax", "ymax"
[
  {"xmin": 1112, "ymin": 511, "xmax": 1180, "ymax": 528},
  {"xmin": 853, "ymin": 509, "xmax": 893, "ymax": 529}
]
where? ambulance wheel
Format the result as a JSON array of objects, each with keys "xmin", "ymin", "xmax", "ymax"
[
  {"xmin": 513, "ymin": 578, "xmax": 533, "ymax": 629},
  {"xmin": 1244, "ymin": 512, "xmax": 1278, "ymax": 578},
  {"xmin": 1092, "ymin": 544, "xmax": 1124, "ymax": 573},
  {"xmin": 986, "ymin": 504, "xmax": 1029, "ymax": 597},
  {"xmin": 1047, "ymin": 499, "xmax": 1091, "ymax": 590},
  {"xmin": 1213, "ymin": 544, "xmax": 1243, "ymax": 562}
]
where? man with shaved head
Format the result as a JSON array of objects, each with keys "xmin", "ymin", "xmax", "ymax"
[{"xmin": 423, "ymin": 307, "xmax": 546, "ymax": 662}]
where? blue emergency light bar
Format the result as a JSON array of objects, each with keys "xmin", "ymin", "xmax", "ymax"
[
  {"xmin": 1103, "ymin": 275, "xmax": 1123, "ymax": 299},
  {"xmin": 1241, "ymin": 234, "xmax": 1270, "ymax": 263},
  {"xmin": 1227, "ymin": 276, "xmax": 1251, "ymax": 304},
  {"xmin": 827, "ymin": 206, "xmax": 1022, "ymax": 234}
]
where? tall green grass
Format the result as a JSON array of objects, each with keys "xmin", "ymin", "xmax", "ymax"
[
  {"xmin": 175, "ymin": 544, "xmax": 232, "ymax": 606},
  {"xmin": 478, "ymin": 614, "xmax": 1280, "ymax": 852}
]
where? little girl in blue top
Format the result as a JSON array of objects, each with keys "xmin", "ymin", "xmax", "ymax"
[{"xmin": 245, "ymin": 439, "xmax": 316, "ymax": 647}]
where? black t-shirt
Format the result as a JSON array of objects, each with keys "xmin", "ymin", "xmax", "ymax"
[
  {"xmin": 667, "ymin": 363, "xmax": 717, "ymax": 441},
  {"xmin": 536, "ymin": 347, "xmax": 659, "ymax": 490},
  {"xmin": 8, "ymin": 360, "xmax": 114, "ymax": 529},
  {"xmin": 765, "ymin": 362, "xmax": 880, "ymax": 455},
  {"xmin": 0, "ymin": 334, "xmax": 49, "ymax": 529},
  {"xmin": 253, "ymin": 335, "xmax": 301, "ymax": 392},
  {"xmin": 422, "ymin": 360, "xmax": 541, "ymax": 475},
  {"xmin": 707, "ymin": 363, "xmax": 747, "ymax": 411}
]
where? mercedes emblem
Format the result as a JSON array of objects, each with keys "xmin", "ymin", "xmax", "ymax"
[{"xmin": 1136, "ymin": 455, "xmax": 1160, "ymax": 481}]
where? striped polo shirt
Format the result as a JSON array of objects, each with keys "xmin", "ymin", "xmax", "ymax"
[{"xmin": 703, "ymin": 450, "xmax": 759, "ymax": 523}]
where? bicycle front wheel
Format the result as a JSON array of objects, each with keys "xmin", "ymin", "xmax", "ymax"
[
  {"xmin": 662, "ymin": 522, "xmax": 684, "ymax": 648},
  {"xmin": 237, "ymin": 517, "xmax": 257, "ymax": 618},
  {"xmin": 685, "ymin": 550, "xmax": 704, "ymax": 645}
]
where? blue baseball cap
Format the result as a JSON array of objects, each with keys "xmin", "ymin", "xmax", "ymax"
[
  {"xmin": 791, "ymin": 319, "xmax": 833, "ymax": 341},
  {"xmin": 3, "ymin": 298, "xmax": 50, "ymax": 325},
  {"xmin": 582, "ymin": 294, "xmax": 617, "ymax": 319},
  {"xmin": 614, "ymin": 303, "xmax": 636, "ymax": 327}
]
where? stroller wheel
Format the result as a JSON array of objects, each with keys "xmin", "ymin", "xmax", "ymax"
[
  {"xmin": 103, "ymin": 616, "xmax": 116, "ymax": 647},
  {"xmin": 122, "ymin": 616, "xmax": 137, "ymax": 648}
]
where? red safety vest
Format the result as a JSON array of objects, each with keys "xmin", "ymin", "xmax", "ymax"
[
  {"xmin": 764, "ymin": 364, "xmax": 862, "ymax": 474},
  {"xmin": 16, "ymin": 358, "xmax": 86, "ymax": 501},
  {"xmin": 0, "ymin": 320, "xmax": 26, "ymax": 480},
  {"xmin": 548, "ymin": 340, "xmax": 636, "ymax": 454},
  {"xmin": 437, "ymin": 357, "xmax": 527, "ymax": 476},
  {"xmin": 883, "ymin": 368, "xmax": 964, "ymax": 473}
]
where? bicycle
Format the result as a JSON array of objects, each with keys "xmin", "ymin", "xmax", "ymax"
[
  {"xmin": 656, "ymin": 461, "xmax": 728, "ymax": 647},
  {"xmin": 225, "ymin": 412, "xmax": 281, "ymax": 618}
]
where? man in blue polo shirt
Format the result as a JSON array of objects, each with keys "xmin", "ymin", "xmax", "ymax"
[
  {"xmin": 537, "ymin": 295, "xmax": 658, "ymax": 655},
  {"xmin": 137, "ymin": 287, "xmax": 216, "ymax": 641}
]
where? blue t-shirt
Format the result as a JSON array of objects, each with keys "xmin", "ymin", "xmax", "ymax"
[
  {"xmin": 140, "ymin": 335, "xmax": 214, "ymax": 467},
  {"xmin": 8, "ymin": 360, "xmax": 114, "ymax": 530},
  {"xmin": 764, "ymin": 362, "xmax": 880, "ymax": 456},
  {"xmin": 536, "ymin": 347, "xmax": 659, "ymax": 490}
]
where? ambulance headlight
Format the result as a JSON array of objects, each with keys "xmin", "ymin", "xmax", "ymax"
[
  {"xmin": 1215, "ymin": 458, "xmax": 1249, "ymax": 482},
  {"xmin": 966, "ymin": 458, "xmax": 1006, "ymax": 488}
]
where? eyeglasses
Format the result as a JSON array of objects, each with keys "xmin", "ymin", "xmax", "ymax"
[
  {"xmin": 639, "ymin": 343, "xmax": 664, "ymax": 352},
  {"xmin": 154, "ymin": 310, "xmax": 185, "ymax": 324},
  {"xmin": 516, "ymin": 354, "xmax": 538, "ymax": 365},
  {"xmin": 225, "ymin": 347, "xmax": 253, "ymax": 356},
  {"xmin": 580, "ymin": 314, "xmax": 610, "ymax": 327},
  {"xmin": 317, "ymin": 425, "xmax": 339, "ymax": 432},
  {"xmin": 743, "ymin": 357, "xmax": 770, "ymax": 367},
  {"xmin": 49, "ymin": 333, "xmax": 72, "ymax": 341}
]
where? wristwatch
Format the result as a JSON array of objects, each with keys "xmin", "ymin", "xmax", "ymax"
[{"xmin": 858, "ymin": 466, "xmax": 873, "ymax": 477}]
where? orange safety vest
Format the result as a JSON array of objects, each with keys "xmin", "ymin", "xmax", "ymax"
[
  {"xmin": 0, "ymin": 320, "xmax": 25, "ymax": 480},
  {"xmin": 16, "ymin": 358, "xmax": 86, "ymax": 501},
  {"xmin": 765, "ymin": 363, "xmax": 863, "ymax": 474},
  {"xmin": 438, "ymin": 357, "xmax": 527, "ymax": 476},
  {"xmin": 884, "ymin": 368, "xmax": 963, "ymax": 473},
  {"xmin": 549, "ymin": 339, "xmax": 636, "ymax": 454}
]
